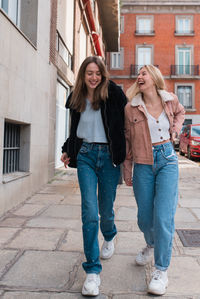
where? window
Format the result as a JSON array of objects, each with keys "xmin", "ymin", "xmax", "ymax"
[
  {"xmin": 177, "ymin": 47, "xmax": 191, "ymax": 75},
  {"xmin": 136, "ymin": 46, "xmax": 153, "ymax": 72},
  {"xmin": 55, "ymin": 80, "xmax": 70, "ymax": 168},
  {"xmin": 110, "ymin": 48, "xmax": 124, "ymax": 69},
  {"xmin": 0, "ymin": 0, "xmax": 20, "ymax": 25},
  {"xmin": 3, "ymin": 122, "xmax": 20, "ymax": 174},
  {"xmin": 176, "ymin": 85, "xmax": 194, "ymax": 110},
  {"xmin": 136, "ymin": 16, "xmax": 154, "ymax": 35},
  {"xmin": 3, "ymin": 121, "xmax": 30, "ymax": 180},
  {"xmin": 0, "ymin": 0, "xmax": 38, "ymax": 46},
  {"xmin": 120, "ymin": 16, "xmax": 124, "ymax": 34},
  {"xmin": 175, "ymin": 16, "xmax": 194, "ymax": 35}
]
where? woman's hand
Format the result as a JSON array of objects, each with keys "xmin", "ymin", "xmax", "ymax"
[
  {"xmin": 61, "ymin": 152, "xmax": 70, "ymax": 168},
  {"xmin": 124, "ymin": 177, "xmax": 132, "ymax": 186}
]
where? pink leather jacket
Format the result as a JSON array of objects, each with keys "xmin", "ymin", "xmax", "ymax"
[{"xmin": 123, "ymin": 90, "xmax": 185, "ymax": 181}]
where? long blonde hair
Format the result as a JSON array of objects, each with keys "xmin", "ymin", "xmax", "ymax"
[
  {"xmin": 70, "ymin": 56, "xmax": 109, "ymax": 112},
  {"xmin": 126, "ymin": 65, "xmax": 166, "ymax": 101}
]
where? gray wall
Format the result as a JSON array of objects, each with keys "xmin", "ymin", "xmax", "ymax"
[{"xmin": 0, "ymin": 0, "xmax": 57, "ymax": 216}]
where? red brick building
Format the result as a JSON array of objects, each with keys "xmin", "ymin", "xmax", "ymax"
[{"xmin": 108, "ymin": 0, "xmax": 200, "ymax": 124}]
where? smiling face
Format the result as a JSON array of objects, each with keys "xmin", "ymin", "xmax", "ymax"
[
  {"xmin": 137, "ymin": 67, "xmax": 155, "ymax": 92},
  {"xmin": 84, "ymin": 62, "xmax": 102, "ymax": 92}
]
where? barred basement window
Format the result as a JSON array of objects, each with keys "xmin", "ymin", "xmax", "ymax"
[{"xmin": 3, "ymin": 122, "xmax": 20, "ymax": 174}]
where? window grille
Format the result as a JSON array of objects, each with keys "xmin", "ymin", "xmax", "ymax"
[{"xmin": 3, "ymin": 122, "xmax": 20, "ymax": 174}]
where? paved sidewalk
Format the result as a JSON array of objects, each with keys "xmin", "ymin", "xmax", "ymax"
[{"xmin": 0, "ymin": 155, "xmax": 200, "ymax": 298}]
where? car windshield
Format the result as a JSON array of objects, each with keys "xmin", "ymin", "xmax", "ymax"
[{"xmin": 191, "ymin": 126, "xmax": 200, "ymax": 137}]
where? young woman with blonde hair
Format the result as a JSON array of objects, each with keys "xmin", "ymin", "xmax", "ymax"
[
  {"xmin": 61, "ymin": 56, "xmax": 127, "ymax": 296},
  {"xmin": 123, "ymin": 65, "xmax": 185, "ymax": 295}
]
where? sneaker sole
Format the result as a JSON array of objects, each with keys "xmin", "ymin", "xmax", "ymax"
[
  {"xmin": 147, "ymin": 282, "xmax": 168, "ymax": 295},
  {"xmin": 100, "ymin": 249, "xmax": 114, "ymax": 260},
  {"xmin": 82, "ymin": 286, "xmax": 99, "ymax": 296}
]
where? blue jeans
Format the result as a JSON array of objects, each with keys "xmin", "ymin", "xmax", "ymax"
[
  {"xmin": 133, "ymin": 142, "xmax": 178, "ymax": 271},
  {"xmin": 77, "ymin": 142, "xmax": 120, "ymax": 274}
]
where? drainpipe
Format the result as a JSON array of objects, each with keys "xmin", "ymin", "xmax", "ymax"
[{"xmin": 82, "ymin": 0, "xmax": 103, "ymax": 57}]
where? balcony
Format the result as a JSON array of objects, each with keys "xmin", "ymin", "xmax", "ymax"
[
  {"xmin": 130, "ymin": 64, "xmax": 159, "ymax": 77},
  {"xmin": 171, "ymin": 65, "xmax": 199, "ymax": 77},
  {"xmin": 135, "ymin": 30, "xmax": 155, "ymax": 36},
  {"xmin": 56, "ymin": 30, "xmax": 73, "ymax": 71}
]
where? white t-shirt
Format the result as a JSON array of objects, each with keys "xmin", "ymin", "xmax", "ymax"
[{"xmin": 77, "ymin": 99, "xmax": 108, "ymax": 143}]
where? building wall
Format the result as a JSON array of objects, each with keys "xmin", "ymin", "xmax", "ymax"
[
  {"xmin": 109, "ymin": 3, "xmax": 200, "ymax": 124},
  {"xmin": 0, "ymin": 0, "xmax": 55, "ymax": 216}
]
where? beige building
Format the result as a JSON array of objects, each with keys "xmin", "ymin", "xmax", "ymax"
[{"xmin": 0, "ymin": 0, "xmax": 120, "ymax": 217}]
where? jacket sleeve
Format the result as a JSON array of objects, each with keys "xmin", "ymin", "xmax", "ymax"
[
  {"xmin": 123, "ymin": 104, "xmax": 133, "ymax": 181},
  {"xmin": 171, "ymin": 94, "xmax": 185, "ymax": 135}
]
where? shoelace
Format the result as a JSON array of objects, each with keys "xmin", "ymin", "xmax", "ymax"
[
  {"xmin": 104, "ymin": 241, "xmax": 111, "ymax": 250},
  {"xmin": 87, "ymin": 274, "xmax": 98, "ymax": 283},
  {"xmin": 151, "ymin": 270, "xmax": 162, "ymax": 280}
]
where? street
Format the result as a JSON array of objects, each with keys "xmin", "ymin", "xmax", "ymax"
[{"xmin": 0, "ymin": 154, "xmax": 200, "ymax": 298}]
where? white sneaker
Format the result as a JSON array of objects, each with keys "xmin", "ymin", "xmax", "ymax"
[
  {"xmin": 135, "ymin": 246, "xmax": 154, "ymax": 266},
  {"xmin": 100, "ymin": 238, "xmax": 115, "ymax": 259},
  {"xmin": 148, "ymin": 269, "xmax": 168, "ymax": 295},
  {"xmin": 82, "ymin": 273, "xmax": 100, "ymax": 296}
]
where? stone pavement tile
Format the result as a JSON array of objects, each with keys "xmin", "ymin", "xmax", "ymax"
[
  {"xmin": 115, "ymin": 195, "xmax": 136, "ymax": 207},
  {"xmin": 40, "ymin": 205, "xmax": 81, "ymax": 219},
  {"xmin": 0, "ymin": 228, "xmax": 19, "ymax": 246},
  {"xmin": 175, "ymin": 208, "xmax": 197, "ymax": 223},
  {"xmin": 59, "ymin": 231, "xmax": 83, "ymax": 252},
  {"xmin": 0, "ymin": 251, "xmax": 80, "ymax": 289},
  {"xmin": 175, "ymin": 222, "xmax": 200, "ymax": 230},
  {"xmin": 115, "ymin": 232, "xmax": 146, "ymax": 255},
  {"xmin": 0, "ymin": 250, "xmax": 18, "ymax": 276},
  {"xmin": 116, "ymin": 187, "xmax": 134, "ymax": 196},
  {"xmin": 71, "ymin": 255, "xmax": 146, "ymax": 294},
  {"xmin": 179, "ymin": 199, "xmax": 200, "ymax": 208},
  {"xmin": 6, "ymin": 228, "xmax": 64, "ymax": 250},
  {"xmin": 115, "ymin": 220, "xmax": 138, "ymax": 232},
  {"xmin": 113, "ymin": 295, "xmax": 151, "ymax": 298},
  {"xmin": 168, "ymin": 256, "xmax": 200, "ymax": 296},
  {"xmin": 59, "ymin": 230, "xmax": 104, "ymax": 253},
  {"xmin": 0, "ymin": 217, "xmax": 26, "ymax": 227},
  {"xmin": 26, "ymin": 217, "xmax": 81, "ymax": 230},
  {"xmin": 191, "ymin": 208, "xmax": 200, "ymax": 220},
  {"xmin": 115, "ymin": 206, "xmax": 137, "ymax": 221},
  {"xmin": 12, "ymin": 204, "xmax": 45, "ymax": 217},
  {"xmin": 26, "ymin": 194, "xmax": 64, "ymax": 205},
  {"xmin": 60, "ymin": 195, "xmax": 81, "ymax": 205},
  {"xmin": 2, "ymin": 291, "xmax": 107, "ymax": 298},
  {"xmin": 182, "ymin": 247, "xmax": 200, "ymax": 256}
]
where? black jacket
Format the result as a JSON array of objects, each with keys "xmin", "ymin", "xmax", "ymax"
[{"xmin": 62, "ymin": 80, "xmax": 127, "ymax": 168}]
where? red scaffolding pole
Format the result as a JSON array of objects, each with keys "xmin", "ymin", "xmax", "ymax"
[{"xmin": 82, "ymin": 0, "xmax": 103, "ymax": 57}]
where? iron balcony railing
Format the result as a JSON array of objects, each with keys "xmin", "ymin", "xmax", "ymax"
[
  {"xmin": 56, "ymin": 30, "xmax": 73, "ymax": 70},
  {"xmin": 130, "ymin": 64, "xmax": 159, "ymax": 76},
  {"xmin": 171, "ymin": 65, "xmax": 199, "ymax": 76}
]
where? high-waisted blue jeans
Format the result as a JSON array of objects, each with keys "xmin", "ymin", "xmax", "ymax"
[
  {"xmin": 77, "ymin": 142, "xmax": 120, "ymax": 274},
  {"xmin": 133, "ymin": 142, "xmax": 178, "ymax": 271}
]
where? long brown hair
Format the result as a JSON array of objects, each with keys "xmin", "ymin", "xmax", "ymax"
[{"xmin": 70, "ymin": 56, "xmax": 110, "ymax": 112}]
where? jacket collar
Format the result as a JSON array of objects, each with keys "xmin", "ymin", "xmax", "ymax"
[{"xmin": 131, "ymin": 90, "xmax": 174, "ymax": 107}]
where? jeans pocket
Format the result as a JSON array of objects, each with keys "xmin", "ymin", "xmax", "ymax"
[
  {"xmin": 79, "ymin": 144, "xmax": 89, "ymax": 154},
  {"xmin": 161, "ymin": 147, "xmax": 177, "ymax": 161}
]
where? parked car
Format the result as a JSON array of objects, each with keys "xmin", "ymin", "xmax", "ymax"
[
  {"xmin": 173, "ymin": 125, "xmax": 186, "ymax": 150},
  {"xmin": 179, "ymin": 124, "xmax": 200, "ymax": 160}
]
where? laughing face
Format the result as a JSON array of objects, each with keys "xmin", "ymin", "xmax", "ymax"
[
  {"xmin": 137, "ymin": 67, "xmax": 155, "ymax": 92},
  {"xmin": 85, "ymin": 62, "xmax": 102, "ymax": 92}
]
